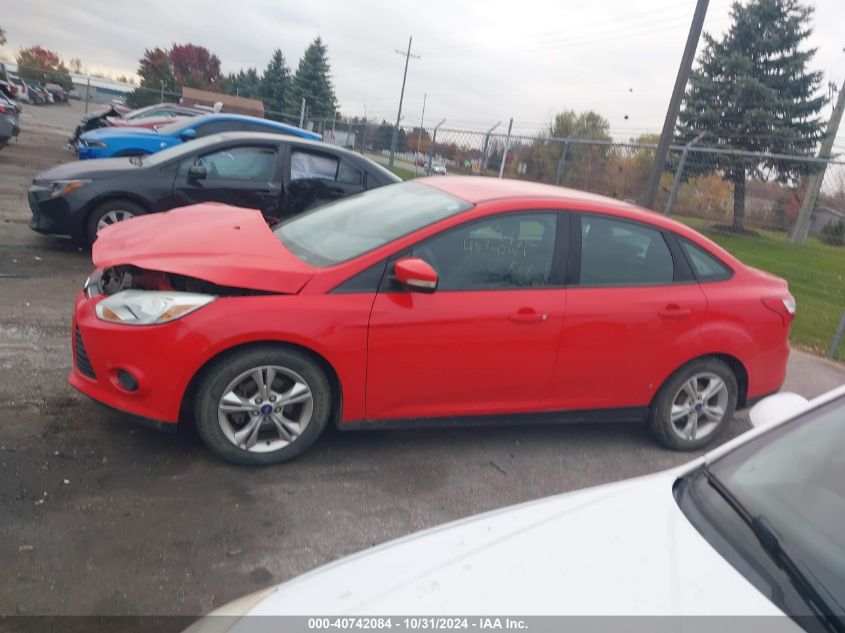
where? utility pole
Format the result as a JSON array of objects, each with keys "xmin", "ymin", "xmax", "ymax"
[
  {"xmin": 389, "ymin": 36, "xmax": 420, "ymax": 168},
  {"xmin": 791, "ymin": 72, "xmax": 845, "ymax": 244},
  {"xmin": 415, "ymin": 93, "xmax": 427, "ymax": 175},
  {"xmin": 642, "ymin": 0, "xmax": 709, "ymax": 209},
  {"xmin": 299, "ymin": 98, "xmax": 306, "ymax": 129},
  {"xmin": 160, "ymin": 80, "xmax": 164, "ymax": 103}
]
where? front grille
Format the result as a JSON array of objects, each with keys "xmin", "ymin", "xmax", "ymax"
[{"xmin": 74, "ymin": 327, "xmax": 96, "ymax": 379}]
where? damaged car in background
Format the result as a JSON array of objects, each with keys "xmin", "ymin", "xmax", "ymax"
[
  {"xmin": 29, "ymin": 132, "xmax": 399, "ymax": 244},
  {"xmin": 68, "ymin": 102, "xmax": 202, "ymax": 147}
]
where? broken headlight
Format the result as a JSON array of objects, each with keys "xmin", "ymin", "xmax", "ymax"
[{"xmin": 95, "ymin": 290, "xmax": 215, "ymax": 325}]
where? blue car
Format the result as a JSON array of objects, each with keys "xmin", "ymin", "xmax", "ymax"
[{"xmin": 76, "ymin": 113, "xmax": 321, "ymax": 159}]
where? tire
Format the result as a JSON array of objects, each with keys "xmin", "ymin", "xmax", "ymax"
[
  {"xmin": 85, "ymin": 199, "xmax": 145, "ymax": 244},
  {"xmin": 193, "ymin": 346, "xmax": 332, "ymax": 466},
  {"xmin": 648, "ymin": 357, "xmax": 738, "ymax": 451},
  {"xmin": 114, "ymin": 149, "xmax": 149, "ymax": 157}
]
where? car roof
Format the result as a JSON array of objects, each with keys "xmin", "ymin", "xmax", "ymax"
[
  {"xmin": 191, "ymin": 113, "xmax": 320, "ymax": 136},
  {"xmin": 419, "ymin": 175, "xmax": 641, "ymax": 207}
]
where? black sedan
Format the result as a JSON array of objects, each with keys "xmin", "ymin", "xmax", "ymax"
[{"xmin": 29, "ymin": 132, "xmax": 400, "ymax": 244}]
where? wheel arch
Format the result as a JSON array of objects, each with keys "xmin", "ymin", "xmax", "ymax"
[
  {"xmin": 178, "ymin": 339, "xmax": 343, "ymax": 428},
  {"xmin": 654, "ymin": 352, "xmax": 749, "ymax": 409},
  {"xmin": 83, "ymin": 193, "xmax": 153, "ymax": 231}
]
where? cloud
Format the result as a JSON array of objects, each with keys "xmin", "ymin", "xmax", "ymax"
[{"xmin": 5, "ymin": 0, "xmax": 843, "ymax": 138}]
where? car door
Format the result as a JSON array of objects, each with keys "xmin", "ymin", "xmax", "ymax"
[
  {"xmin": 284, "ymin": 146, "xmax": 366, "ymax": 216},
  {"xmin": 549, "ymin": 212, "xmax": 708, "ymax": 412},
  {"xmin": 171, "ymin": 143, "xmax": 284, "ymax": 217},
  {"xmin": 366, "ymin": 211, "xmax": 567, "ymax": 421}
]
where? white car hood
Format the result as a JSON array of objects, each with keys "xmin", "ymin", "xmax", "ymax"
[{"xmin": 244, "ymin": 465, "xmax": 784, "ymax": 616}]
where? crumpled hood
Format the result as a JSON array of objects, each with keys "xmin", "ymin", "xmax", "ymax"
[
  {"xmin": 241, "ymin": 465, "xmax": 784, "ymax": 616},
  {"xmin": 92, "ymin": 204, "xmax": 316, "ymax": 294}
]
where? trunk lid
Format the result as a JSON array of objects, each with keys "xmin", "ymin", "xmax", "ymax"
[{"xmin": 92, "ymin": 204, "xmax": 316, "ymax": 294}]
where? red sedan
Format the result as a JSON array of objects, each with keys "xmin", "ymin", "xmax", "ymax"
[{"xmin": 70, "ymin": 177, "xmax": 794, "ymax": 465}]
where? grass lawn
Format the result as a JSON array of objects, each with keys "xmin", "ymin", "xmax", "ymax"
[
  {"xmin": 386, "ymin": 165, "xmax": 418, "ymax": 181},
  {"xmin": 677, "ymin": 216, "xmax": 845, "ymax": 361}
]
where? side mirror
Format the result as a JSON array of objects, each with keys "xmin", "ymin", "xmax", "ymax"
[
  {"xmin": 395, "ymin": 257, "xmax": 438, "ymax": 292},
  {"xmin": 188, "ymin": 163, "xmax": 207, "ymax": 181},
  {"xmin": 180, "ymin": 128, "xmax": 197, "ymax": 141},
  {"xmin": 749, "ymin": 392, "xmax": 809, "ymax": 429}
]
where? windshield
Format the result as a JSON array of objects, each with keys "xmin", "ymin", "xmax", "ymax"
[
  {"xmin": 156, "ymin": 116, "xmax": 205, "ymax": 136},
  {"xmin": 275, "ymin": 181, "xmax": 472, "ymax": 267},
  {"xmin": 707, "ymin": 397, "xmax": 845, "ymax": 608}
]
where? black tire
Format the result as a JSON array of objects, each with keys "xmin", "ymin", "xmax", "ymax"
[
  {"xmin": 114, "ymin": 149, "xmax": 149, "ymax": 157},
  {"xmin": 85, "ymin": 199, "xmax": 145, "ymax": 244},
  {"xmin": 648, "ymin": 357, "xmax": 738, "ymax": 451},
  {"xmin": 193, "ymin": 345, "xmax": 332, "ymax": 466}
]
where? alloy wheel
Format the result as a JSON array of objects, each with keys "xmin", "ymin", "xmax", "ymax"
[
  {"xmin": 216, "ymin": 365, "xmax": 314, "ymax": 453},
  {"xmin": 97, "ymin": 209, "xmax": 136, "ymax": 231},
  {"xmin": 668, "ymin": 372, "xmax": 729, "ymax": 442}
]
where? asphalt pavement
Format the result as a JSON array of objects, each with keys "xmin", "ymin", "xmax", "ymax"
[{"xmin": 1, "ymin": 101, "xmax": 844, "ymax": 616}]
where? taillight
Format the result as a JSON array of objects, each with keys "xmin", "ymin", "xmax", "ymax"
[{"xmin": 762, "ymin": 295, "xmax": 796, "ymax": 326}]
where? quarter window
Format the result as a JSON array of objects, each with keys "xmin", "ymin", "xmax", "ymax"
[
  {"xmin": 680, "ymin": 239, "xmax": 732, "ymax": 281},
  {"xmin": 579, "ymin": 215, "xmax": 674, "ymax": 286},
  {"xmin": 411, "ymin": 214, "xmax": 558, "ymax": 291}
]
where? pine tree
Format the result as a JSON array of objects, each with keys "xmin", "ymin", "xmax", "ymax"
[
  {"xmin": 227, "ymin": 67, "xmax": 261, "ymax": 99},
  {"xmin": 287, "ymin": 37, "xmax": 338, "ymax": 122},
  {"xmin": 261, "ymin": 49, "xmax": 291, "ymax": 118},
  {"xmin": 677, "ymin": 0, "xmax": 826, "ymax": 232}
]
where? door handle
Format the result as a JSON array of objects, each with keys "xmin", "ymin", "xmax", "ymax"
[
  {"xmin": 508, "ymin": 310, "xmax": 548, "ymax": 323},
  {"xmin": 658, "ymin": 305, "xmax": 692, "ymax": 319}
]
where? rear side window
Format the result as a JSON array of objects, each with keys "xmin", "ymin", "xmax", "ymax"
[
  {"xmin": 579, "ymin": 215, "xmax": 674, "ymax": 286},
  {"xmin": 680, "ymin": 239, "xmax": 732, "ymax": 282},
  {"xmin": 291, "ymin": 150, "xmax": 338, "ymax": 181}
]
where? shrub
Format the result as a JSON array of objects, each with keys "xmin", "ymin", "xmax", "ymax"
[{"xmin": 820, "ymin": 219, "xmax": 845, "ymax": 246}]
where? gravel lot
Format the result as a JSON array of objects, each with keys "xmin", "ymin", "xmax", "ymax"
[{"xmin": 1, "ymin": 101, "xmax": 844, "ymax": 616}]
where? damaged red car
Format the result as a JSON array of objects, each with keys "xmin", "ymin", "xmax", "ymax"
[{"xmin": 70, "ymin": 177, "xmax": 794, "ymax": 465}]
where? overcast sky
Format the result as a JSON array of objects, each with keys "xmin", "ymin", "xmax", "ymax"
[{"xmin": 3, "ymin": 0, "xmax": 844, "ymax": 141}]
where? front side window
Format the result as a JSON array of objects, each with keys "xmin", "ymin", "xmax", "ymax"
[
  {"xmin": 275, "ymin": 181, "xmax": 472, "ymax": 267},
  {"xmin": 411, "ymin": 214, "xmax": 558, "ymax": 291},
  {"xmin": 183, "ymin": 146, "xmax": 278, "ymax": 182},
  {"xmin": 579, "ymin": 215, "xmax": 674, "ymax": 286}
]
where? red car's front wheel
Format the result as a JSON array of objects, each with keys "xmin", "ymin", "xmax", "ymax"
[{"xmin": 194, "ymin": 345, "xmax": 332, "ymax": 466}]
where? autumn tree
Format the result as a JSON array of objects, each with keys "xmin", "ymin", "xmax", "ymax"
[
  {"xmin": 16, "ymin": 45, "xmax": 71, "ymax": 87},
  {"xmin": 287, "ymin": 37, "xmax": 338, "ymax": 121},
  {"xmin": 126, "ymin": 47, "xmax": 175, "ymax": 108},
  {"xmin": 528, "ymin": 109, "xmax": 612, "ymax": 184},
  {"xmin": 169, "ymin": 43, "xmax": 223, "ymax": 91},
  {"xmin": 126, "ymin": 43, "xmax": 222, "ymax": 108},
  {"xmin": 677, "ymin": 0, "xmax": 826, "ymax": 232}
]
